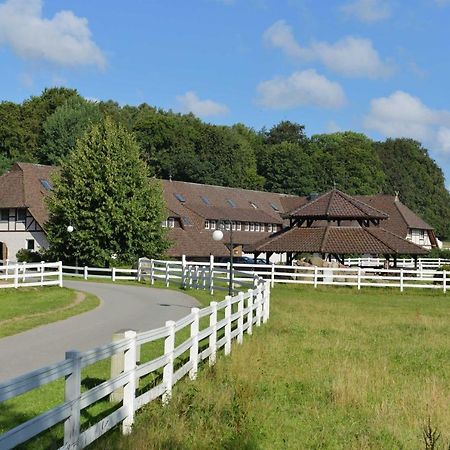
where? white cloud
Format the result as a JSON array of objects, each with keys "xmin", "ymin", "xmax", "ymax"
[
  {"xmin": 364, "ymin": 91, "xmax": 450, "ymax": 154},
  {"xmin": 176, "ymin": 91, "xmax": 229, "ymax": 117},
  {"xmin": 0, "ymin": 0, "xmax": 105, "ymax": 68},
  {"xmin": 256, "ymin": 69, "xmax": 346, "ymax": 109},
  {"xmin": 263, "ymin": 20, "xmax": 392, "ymax": 78},
  {"xmin": 341, "ymin": 0, "xmax": 391, "ymax": 22}
]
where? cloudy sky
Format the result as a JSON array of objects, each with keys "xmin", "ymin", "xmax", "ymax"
[{"xmin": 0, "ymin": 0, "xmax": 449, "ymax": 184}]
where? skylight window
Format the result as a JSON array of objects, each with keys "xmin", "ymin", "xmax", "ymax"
[
  {"xmin": 181, "ymin": 216, "xmax": 192, "ymax": 226},
  {"xmin": 201, "ymin": 196, "xmax": 210, "ymax": 205},
  {"xmin": 249, "ymin": 201, "xmax": 258, "ymax": 209},
  {"xmin": 174, "ymin": 193, "xmax": 186, "ymax": 203},
  {"xmin": 226, "ymin": 199, "xmax": 236, "ymax": 208},
  {"xmin": 270, "ymin": 202, "xmax": 279, "ymax": 211},
  {"xmin": 40, "ymin": 179, "xmax": 53, "ymax": 190}
]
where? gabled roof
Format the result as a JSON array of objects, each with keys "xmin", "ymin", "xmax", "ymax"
[
  {"xmin": 246, "ymin": 226, "xmax": 428, "ymax": 255},
  {"xmin": 0, "ymin": 163, "xmax": 58, "ymax": 228},
  {"xmin": 284, "ymin": 189, "xmax": 389, "ymax": 221}
]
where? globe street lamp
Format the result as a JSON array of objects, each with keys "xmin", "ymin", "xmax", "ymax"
[
  {"xmin": 67, "ymin": 225, "xmax": 78, "ymax": 273},
  {"xmin": 212, "ymin": 220, "xmax": 234, "ymax": 296}
]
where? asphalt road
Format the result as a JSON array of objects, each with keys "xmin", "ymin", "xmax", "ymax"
[{"xmin": 0, "ymin": 281, "xmax": 199, "ymax": 382}]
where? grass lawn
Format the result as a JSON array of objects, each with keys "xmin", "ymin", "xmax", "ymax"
[
  {"xmin": 0, "ymin": 286, "xmax": 100, "ymax": 338},
  {"xmin": 91, "ymin": 284, "xmax": 450, "ymax": 450}
]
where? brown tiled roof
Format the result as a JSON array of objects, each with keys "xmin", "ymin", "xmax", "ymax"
[
  {"xmin": 284, "ymin": 189, "xmax": 389, "ymax": 220},
  {"xmin": 0, "ymin": 162, "xmax": 57, "ymax": 227},
  {"xmin": 246, "ymin": 226, "xmax": 428, "ymax": 255}
]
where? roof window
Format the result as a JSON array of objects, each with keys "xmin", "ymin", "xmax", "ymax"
[
  {"xmin": 249, "ymin": 201, "xmax": 258, "ymax": 209},
  {"xmin": 40, "ymin": 179, "xmax": 53, "ymax": 190},
  {"xmin": 174, "ymin": 193, "xmax": 186, "ymax": 203},
  {"xmin": 226, "ymin": 199, "xmax": 236, "ymax": 208},
  {"xmin": 201, "ymin": 196, "xmax": 210, "ymax": 205},
  {"xmin": 270, "ymin": 202, "xmax": 279, "ymax": 211},
  {"xmin": 181, "ymin": 216, "xmax": 192, "ymax": 226}
]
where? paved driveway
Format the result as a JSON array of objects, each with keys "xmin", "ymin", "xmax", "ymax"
[{"xmin": 0, "ymin": 281, "xmax": 199, "ymax": 382}]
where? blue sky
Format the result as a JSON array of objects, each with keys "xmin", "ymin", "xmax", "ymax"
[{"xmin": 0, "ymin": 0, "xmax": 449, "ymax": 186}]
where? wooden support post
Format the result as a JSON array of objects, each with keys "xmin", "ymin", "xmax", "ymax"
[
  {"xmin": 256, "ymin": 288, "xmax": 262, "ymax": 327},
  {"xmin": 263, "ymin": 282, "xmax": 271, "ymax": 323},
  {"xmin": 237, "ymin": 292, "xmax": 244, "ymax": 344},
  {"xmin": 224, "ymin": 295, "xmax": 232, "ymax": 355},
  {"xmin": 209, "ymin": 254, "xmax": 214, "ymax": 294},
  {"xmin": 165, "ymin": 262, "xmax": 170, "ymax": 287},
  {"xmin": 189, "ymin": 308, "xmax": 200, "ymax": 380},
  {"xmin": 122, "ymin": 330, "xmax": 137, "ymax": 435},
  {"xmin": 443, "ymin": 270, "xmax": 447, "ymax": 294},
  {"xmin": 181, "ymin": 255, "xmax": 186, "ymax": 288},
  {"xmin": 162, "ymin": 321, "xmax": 175, "ymax": 405},
  {"xmin": 400, "ymin": 268, "xmax": 404, "ymax": 292},
  {"xmin": 247, "ymin": 289, "xmax": 254, "ymax": 335},
  {"xmin": 40, "ymin": 261, "xmax": 44, "ymax": 285},
  {"xmin": 112, "ymin": 267, "xmax": 116, "ymax": 282},
  {"xmin": 150, "ymin": 259, "xmax": 155, "ymax": 285},
  {"xmin": 58, "ymin": 261, "xmax": 63, "ymax": 287},
  {"xmin": 209, "ymin": 302, "xmax": 218, "ymax": 366},
  {"xmin": 64, "ymin": 350, "xmax": 82, "ymax": 448},
  {"xmin": 357, "ymin": 267, "xmax": 362, "ymax": 290},
  {"xmin": 84, "ymin": 266, "xmax": 88, "ymax": 280}
]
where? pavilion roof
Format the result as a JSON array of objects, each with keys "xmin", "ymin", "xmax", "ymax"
[
  {"xmin": 245, "ymin": 226, "xmax": 428, "ymax": 256},
  {"xmin": 283, "ymin": 189, "xmax": 389, "ymax": 221}
]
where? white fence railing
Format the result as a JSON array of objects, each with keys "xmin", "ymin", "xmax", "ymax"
[
  {"xmin": 0, "ymin": 261, "xmax": 63, "ymax": 289},
  {"xmin": 61, "ymin": 255, "xmax": 449, "ymax": 293},
  {"xmin": 343, "ymin": 257, "xmax": 450, "ymax": 269},
  {"xmin": 0, "ymin": 260, "xmax": 270, "ymax": 449}
]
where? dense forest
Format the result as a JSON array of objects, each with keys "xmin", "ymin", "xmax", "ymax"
[{"xmin": 1, "ymin": 87, "xmax": 449, "ymax": 238}]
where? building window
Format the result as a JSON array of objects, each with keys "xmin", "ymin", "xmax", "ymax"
[
  {"xmin": 245, "ymin": 222, "xmax": 249, "ymax": 231},
  {"xmin": 255, "ymin": 223, "xmax": 260, "ymax": 232},
  {"xmin": 27, "ymin": 239, "xmax": 35, "ymax": 251},
  {"xmin": 270, "ymin": 202, "xmax": 279, "ymax": 211},
  {"xmin": 0, "ymin": 209, "xmax": 8, "ymax": 221},
  {"xmin": 226, "ymin": 199, "xmax": 236, "ymax": 208},
  {"xmin": 249, "ymin": 201, "xmax": 258, "ymax": 209},
  {"xmin": 174, "ymin": 193, "xmax": 186, "ymax": 203},
  {"xmin": 268, "ymin": 224, "xmax": 273, "ymax": 233},
  {"xmin": 17, "ymin": 209, "xmax": 26, "ymax": 221},
  {"xmin": 168, "ymin": 217, "xmax": 176, "ymax": 228},
  {"xmin": 225, "ymin": 222, "xmax": 231, "ymax": 230},
  {"xmin": 260, "ymin": 224, "xmax": 265, "ymax": 232},
  {"xmin": 211, "ymin": 220, "xmax": 216, "ymax": 230},
  {"xmin": 162, "ymin": 219, "xmax": 167, "ymax": 228},
  {"xmin": 205, "ymin": 220, "xmax": 210, "ymax": 229},
  {"xmin": 232, "ymin": 221, "xmax": 236, "ymax": 231},
  {"xmin": 250, "ymin": 223, "xmax": 255, "ymax": 232},
  {"xmin": 237, "ymin": 222, "xmax": 241, "ymax": 231},
  {"xmin": 201, "ymin": 196, "xmax": 210, "ymax": 205}
]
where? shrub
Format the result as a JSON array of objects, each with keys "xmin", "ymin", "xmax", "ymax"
[{"xmin": 16, "ymin": 249, "xmax": 43, "ymax": 263}]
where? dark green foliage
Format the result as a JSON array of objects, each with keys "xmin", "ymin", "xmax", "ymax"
[
  {"xmin": 264, "ymin": 120, "xmax": 308, "ymax": 145},
  {"xmin": 45, "ymin": 118, "xmax": 169, "ymax": 266},
  {"xmin": 38, "ymin": 97, "xmax": 102, "ymax": 165},
  {"xmin": 375, "ymin": 139, "xmax": 450, "ymax": 238},
  {"xmin": 15, "ymin": 249, "xmax": 43, "ymax": 263}
]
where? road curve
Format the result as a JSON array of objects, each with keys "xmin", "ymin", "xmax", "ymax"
[{"xmin": 0, "ymin": 281, "xmax": 199, "ymax": 382}]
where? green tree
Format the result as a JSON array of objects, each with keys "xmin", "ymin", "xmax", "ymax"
[
  {"xmin": 264, "ymin": 120, "xmax": 308, "ymax": 145},
  {"xmin": 39, "ymin": 97, "xmax": 102, "ymax": 165},
  {"xmin": 46, "ymin": 118, "xmax": 169, "ymax": 266},
  {"xmin": 309, "ymin": 132, "xmax": 386, "ymax": 195},
  {"xmin": 375, "ymin": 138, "xmax": 450, "ymax": 238}
]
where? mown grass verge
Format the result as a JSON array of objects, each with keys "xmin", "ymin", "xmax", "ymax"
[
  {"xmin": 0, "ymin": 287, "xmax": 100, "ymax": 338},
  {"xmin": 91, "ymin": 284, "xmax": 450, "ymax": 450}
]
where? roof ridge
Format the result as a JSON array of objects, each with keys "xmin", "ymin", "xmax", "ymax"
[
  {"xmin": 286, "ymin": 190, "xmax": 330, "ymax": 216},
  {"xmin": 325, "ymin": 190, "xmax": 335, "ymax": 218},
  {"xmin": 369, "ymin": 226, "xmax": 428, "ymax": 251},
  {"xmin": 336, "ymin": 190, "xmax": 388, "ymax": 218},
  {"xmin": 320, "ymin": 226, "xmax": 330, "ymax": 253},
  {"xmin": 363, "ymin": 227, "xmax": 397, "ymax": 253}
]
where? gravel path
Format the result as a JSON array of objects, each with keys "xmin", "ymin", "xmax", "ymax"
[{"xmin": 0, "ymin": 281, "xmax": 199, "ymax": 382}]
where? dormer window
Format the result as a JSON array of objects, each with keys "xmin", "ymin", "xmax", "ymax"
[
  {"xmin": 270, "ymin": 202, "xmax": 279, "ymax": 211},
  {"xmin": 201, "ymin": 196, "xmax": 210, "ymax": 205},
  {"xmin": 226, "ymin": 199, "xmax": 236, "ymax": 208},
  {"xmin": 167, "ymin": 217, "xmax": 176, "ymax": 228},
  {"xmin": 174, "ymin": 193, "xmax": 186, "ymax": 203}
]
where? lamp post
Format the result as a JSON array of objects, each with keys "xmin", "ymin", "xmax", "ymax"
[
  {"xmin": 212, "ymin": 219, "xmax": 234, "ymax": 296},
  {"xmin": 66, "ymin": 225, "xmax": 78, "ymax": 273}
]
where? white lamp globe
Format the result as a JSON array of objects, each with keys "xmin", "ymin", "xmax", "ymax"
[
  {"xmin": 212, "ymin": 229, "xmax": 224, "ymax": 241},
  {"xmin": 67, "ymin": 225, "xmax": 74, "ymax": 233}
]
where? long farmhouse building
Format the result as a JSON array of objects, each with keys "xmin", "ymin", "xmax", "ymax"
[{"xmin": 0, "ymin": 163, "xmax": 437, "ymax": 263}]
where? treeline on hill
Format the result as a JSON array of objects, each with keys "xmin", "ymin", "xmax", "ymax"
[{"xmin": 0, "ymin": 87, "xmax": 449, "ymax": 238}]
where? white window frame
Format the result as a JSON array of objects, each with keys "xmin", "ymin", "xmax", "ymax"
[
  {"xmin": 205, "ymin": 220, "xmax": 210, "ymax": 230},
  {"xmin": 255, "ymin": 223, "xmax": 260, "ymax": 232},
  {"xmin": 225, "ymin": 222, "xmax": 231, "ymax": 231},
  {"xmin": 268, "ymin": 224, "xmax": 273, "ymax": 233},
  {"xmin": 237, "ymin": 222, "xmax": 241, "ymax": 231},
  {"xmin": 232, "ymin": 221, "xmax": 236, "ymax": 231},
  {"xmin": 211, "ymin": 220, "xmax": 216, "ymax": 230},
  {"xmin": 250, "ymin": 223, "xmax": 255, "ymax": 232},
  {"xmin": 168, "ymin": 217, "xmax": 176, "ymax": 228},
  {"xmin": 245, "ymin": 222, "xmax": 249, "ymax": 231}
]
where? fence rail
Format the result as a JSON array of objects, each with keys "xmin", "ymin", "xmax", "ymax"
[
  {"xmin": 343, "ymin": 257, "xmax": 450, "ymax": 269},
  {"xmin": 0, "ymin": 261, "xmax": 63, "ymax": 289},
  {"xmin": 0, "ymin": 260, "xmax": 270, "ymax": 450}
]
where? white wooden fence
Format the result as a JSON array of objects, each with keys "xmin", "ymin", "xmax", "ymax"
[
  {"xmin": 343, "ymin": 257, "xmax": 450, "ymax": 269},
  {"xmin": 0, "ymin": 261, "xmax": 63, "ymax": 289},
  {"xmin": 0, "ymin": 261, "xmax": 270, "ymax": 449}
]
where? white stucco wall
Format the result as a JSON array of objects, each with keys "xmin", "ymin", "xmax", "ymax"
[{"xmin": 0, "ymin": 231, "xmax": 48, "ymax": 262}]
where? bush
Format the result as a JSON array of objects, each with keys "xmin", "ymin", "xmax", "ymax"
[
  {"xmin": 16, "ymin": 249, "xmax": 43, "ymax": 263},
  {"xmin": 428, "ymin": 248, "xmax": 450, "ymax": 259}
]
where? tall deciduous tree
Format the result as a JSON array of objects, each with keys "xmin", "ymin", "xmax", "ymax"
[{"xmin": 46, "ymin": 118, "xmax": 169, "ymax": 266}]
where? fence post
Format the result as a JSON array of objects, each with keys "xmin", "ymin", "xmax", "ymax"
[
  {"xmin": 150, "ymin": 259, "xmax": 155, "ymax": 285},
  {"xmin": 122, "ymin": 330, "xmax": 137, "ymax": 435},
  {"xmin": 63, "ymin": 350, "xmax": 82, "ymax": 448},
  {"xmin": 181, "ymin": 255, "xmax": 186, "ymax": 288},
  {"xmin": 209, "ymin": 254, "xmax": 214, "ymax": 295},
  {"xmin": 271, "ymin": 262, "xmax": 275, "ymax": 288},
  {"xmin": 57, "ymin": 261, "xmax": 63, "ymax": 287},
  {"xmin": 189, "ymin": 308, "xmax": 200, "ymax": 380},
  {"xmin": 40, "ymin": 260, "xmax": 44, "ymax": 286},
  {"xmin": 165, "ymin": 262, "xmax": 170, "ymax": 287},
  {"xmin": 194, "ymin": 265, "xmax": 199, "ymax": 290},
  {"xmin": 21, "ymin": 262, "xmax": 26, "ymax": 283},
  {"xmin": 314, "ymin": 266, "xmax": 318, "ymax": 288},
  {"xmin": 84, "ymin": 266, "xmax": 88, "ymax": 280},
  {"xmin": 357, "ymin": 267, "xmax": 362, "ymax": 290},
  {"xmin": 209, "ymin": 302, "xmax": 218, "ymax": 366},
  {"xmin": 162, "ymin": 320, "xmax": 175, "ymax": 404},
  {"xmin": 112, "ymin": 267, "xmax": 116, "ymax": 282},
  {"xmin": 224, "ymin": 295, "xmax": 232, "ymax": 355},
  {"xmin": 419, "ymin": 260, "xmax": 423, "ymax": 279},
  {"xmin": 255, "ymin": 288, "xmax": 262, "ymax": 327},
  {"xmin": 14, "ymin": 264, "xmax": 19, "ymax": 288},
  {"xmin": 247, "ymin": 289, "xmax": 254, "ymax": 335},
  {"xmin": 263, "ymin": 282, "xmax": 271, "ymax": 323},
  {"xmin": 237, "ymin": 292, "xmax": 244, "ymax": 344},
  {"xmin": 400, "ymin": 269, "xmax": 404, "ymax": 293},
  {"xmin": 443, "ymin": 270, "xmax": 447, "ymax": 294}
]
